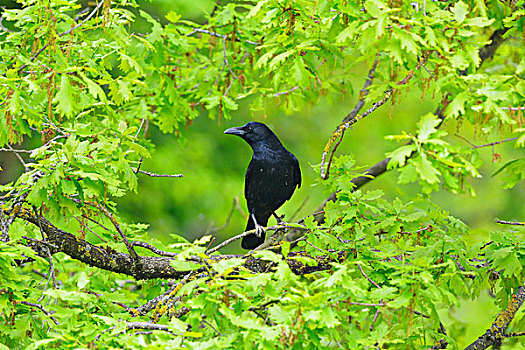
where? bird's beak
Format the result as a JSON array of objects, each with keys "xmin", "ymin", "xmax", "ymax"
[{"xmin": 224, "ymin": 126, "xmax": 246, "ymax": 136}]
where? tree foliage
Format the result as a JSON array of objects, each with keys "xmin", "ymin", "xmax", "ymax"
[{"xmin": 0, "ymin": 0, "xmax": 524, "ymax": 349}]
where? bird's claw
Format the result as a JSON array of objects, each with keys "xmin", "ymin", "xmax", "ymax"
[
  {"xmin": 272, "ymin": 212, "xmax": 286, "ymax": 225},
  {"xmin": 255, "ymin": 224, "xmax": 266, "ymax": 238}
]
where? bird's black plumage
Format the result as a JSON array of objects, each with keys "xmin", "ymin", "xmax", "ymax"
[{"xmin": 224, "ymin": 122, "xmax": 301, "ymax": 249}]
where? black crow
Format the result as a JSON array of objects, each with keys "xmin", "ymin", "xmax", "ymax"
[{"xmin": 224, "ymin": 122, "xmax": 301, "ymax": 249}]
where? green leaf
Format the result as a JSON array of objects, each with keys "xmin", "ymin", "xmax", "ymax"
[
  {"xmin": 165, "ymin": 11, "xmax": 181, "ymax": 23},
  {"xmin": 117, "ymin": 120, "xmax": 127, "ymax": 134},
  {"xmin": 450, "ymin": 52, "xmax": 469, "ymax": 69},
  {"xmin": 336, "ymin": 23, "xmax": 358, "ymax": 43},
  {"xmin": 169, "ymin": 318, "xmax": 187, "ymax": 333},
  {"xmin": 247, "ymin": 1, "xmax": 264, "ymax": 18},
  {"xmin": 212, "ymin": 258, "xmax": 245, "ymax": 274},
  {"xmin": 371, "ymin": 286, "xmax": 397, "ymax": 300},
  {"xmin": 140, "ymin": 10, "xmax": 163, "ymax": 43},
  {"xmin": 490, "ymin": 247, "xmax": 522, "ymax": 278},
  {"xmin": 79, "ymin": 73, "xmax": 107, "ymax": 101},
  {"xmin": 451, "ymin": 1, "xmax": 469, "ymax": 24},
  {"xmin": 415, "ymin": 156, "xmax": 440, "ymax": 184},
  {"xmin": 417, "ymin": 114, "xmax": 441, "ymax": 141},
  {"xmin": 119, "ymin": 53, "xmax": 144, "ymax": 75},
  {"xmin": 386, "ymin": 145, "xmax": 416, "ymax": 168},
  {"xmin": 466, "ymin": 17, "xmax": 494, "ymax": 28},
  {"xmin": 7, "ymin": 89, "xmax": 21, "ymax": 115},
  {"xmin": 170, "ymin": 259, "xmax": 201, "ymax": 271},
  {"xmin": 44, "ymin": 288, "xmax": 95, "ymax": 302},
  {"xmin": 269, "ymin": 50, "xmax": 294, "ymax": 69},
  {"xmin": 255, "ymin": 48, "xmax": 277, "ymax": 69},
  {"xmin": 447, "ymin": 91, "xmax": 468, "ymax": 118},
  {"xmin": 320, "ymin": 308, "xmax": 340, "ymax": 328},
  {"xmin": 222, "ymin": 96, "xmax": 238, "ymax": 111},
  {"xmin": 54, "ymin": 75, "xmax": 74, "ymax": 116},
  {"xmin": 389, "ymin": 291, "xmax": 412, "ymax": 308},
  {"xmin": 76, "ymin": 271, "xmax": 89, "ymax": 289},
  {"xmin": 253, "ymin": 250, "xmax": 282, "ymax": 263},
  {"xmin": 221, "ymin": 308, "xmax": 263, "ymax": 330}
]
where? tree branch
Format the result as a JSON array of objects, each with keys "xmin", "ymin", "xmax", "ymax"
[
  {"xmin": 496, "ymin": 220, "xmax": 525, "ymax": 226},
  {"xmin": 6, "ymin": 206, "xmax": 338, "ymax": 280},
  {"xmin": 135, "ymin": 169, "xmax": 183, "ymax": 178},
  {"xmin": 464, "ymin": 284, "xmax": 525, "ymax": 350},
  {"xmin": 316, "ymin": 27, "xmax": 511, "ymax": 212}
]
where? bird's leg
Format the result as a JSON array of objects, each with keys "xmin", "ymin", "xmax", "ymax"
[
  {"xmin": 251, "ymin": 213, "xmax": 266, "ymax": 238},
  {"xmin": 272, "ymin": 211, "xmax": 286, "ymax": 225}
]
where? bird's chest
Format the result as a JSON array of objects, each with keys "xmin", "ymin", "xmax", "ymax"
[
  {"xmin": 245, "ymin": 154, "xmax": 294, "ymax": 208},
  {"xmin": 248, "ymin": 157, "xmax": 292, "ymax": 185}
]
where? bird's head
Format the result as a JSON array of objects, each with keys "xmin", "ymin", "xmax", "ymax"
[{"xmin": 224, "ymin": 122, "xmax": 276, "ymax": 145}]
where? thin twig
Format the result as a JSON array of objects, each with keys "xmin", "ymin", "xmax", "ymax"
[
  {"xmin": 207, "ymin": 223, "xmax": 307, "ymax": 254},
  {"xmin": 82, "ymin": 214, "xmax": 110, "ymax": 231},
  {"xmin": 418, "ymin": 55, "xmax": 434, "ymax": 78},
  {"xmin": 504, "ymin": 332, "xmax": 525, "ymax": 338},
  {"xmin": 131, "ymin": 241, "xmax": 177, "ymax": 257},
  {"xmin": 22, "ymin": 236, "xmax": 59, "ymax": 251},
  {"xmin": 19, "ymin": 301, "xmax": 59, "ymax": 325},
  {"xmin": 357, "ymin": 262, "xmax": 383, "ymax": 331},
  {"xmin": 6, "ymin": 145, "xmax": 29, "ymax": 171},
  {"xmin": 135, "ymin": 169, "xmax": 183, "ymax": 178},
  {"xmin": 501, "ymin": 106, "xmax": 525, "ymax": 110},
  {"xmin": 320, "ymin": 55, "xmax": 380, "ymax": 179},
  {"xmin": 357, "ymin": 263, "xmax": 380, "ymax": 288},
  {"xmin": 208, "ymin": 197, "xmax": 237, "ymax": 234},
  {"xmin": 135, "ymin": 117, "xmax": 146, "ymax": 139},
  {"xmin": 187, "ymin": 27, "xmax": 258, "ymax": 45},
  {"xmin": 126, "ymin": 321, "xmax": 173, "ymax": 334},
  {"xmin": 33, "ymin": 206, "xmax": 57, "ymax": 289},
  {"xmin": 274, "ymin": 86, "xmax": 299, "ymax": 97},
  {"xmin": 222, "ymin": 36, "xmax": 236, "ymax": 79},
  {"xmin": 0, "ymin": 148, "xmax": 33, "ymax": 153},
  {"xmin": 187, "ymin": 28, "xmax": 225, "ymax": 39},
  {"xmin": 248, "ymin": 223, "xmax": 308, "ymax": 253},
  {"xmin": 304, "ymin": 239, "xmax": 325, "ymax": 253},
  {"xmin": 321, "ymin": 53, "xmax": 430, "ymax": 179},
  {"xmin": 454, "ymin": 133, "xmax": 477, "ymax": 147},
  {"xmin": 73, "ymin": 216, "xmax": 108, "ymax": 243},
  {"xmin": 464, "ymin": 284, "xmax": 525, "ymax": 350},
  {"xmin": 473, "ymin": 138, "xmax": 518, "ymax": 149},
  {"xmin": 349, "ymin": 302, "xmax": 387, "ymax": 307},
  {"xmin": 206, "ymin": 229, "xmax": 259, "ymax": 254},
  {"xmin": 202, "ymin": 319, "xmax": 222, "ymax": 336},
  {"xmin": 59, "ymin": 0, "xmax": 104, "ymax": 37},
  {"xmin": 371, "ymin": 308, "xmax": 381, "ymax": 331},
  {"xmin": 289, "ymin": 196, "xmax": 309, "ymax": 221},
  {"xmin": 496, "ymin": 220, "xmax": 525, "ymax": 226},
  {"xmin": 133, "ymin": 283, "xmax": 180, "ymax": 316}
]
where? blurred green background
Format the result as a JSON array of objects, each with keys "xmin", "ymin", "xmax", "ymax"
[{"xmin": 0, "ymin": 1, "xmax": 523, "ymax": 347}]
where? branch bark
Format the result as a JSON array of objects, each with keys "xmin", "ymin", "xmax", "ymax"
[
  {"xmin": 464, "ymin": 284, "xmax": 525, "ymax": 350},
  {"xmin": 6, "ymin": 206, "xmax": 338, "ymax": 280}
]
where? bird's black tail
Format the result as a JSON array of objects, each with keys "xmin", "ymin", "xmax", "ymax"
[{"xmin": 241, "ymin": 214, "xmax": 268, "ymax": 250}]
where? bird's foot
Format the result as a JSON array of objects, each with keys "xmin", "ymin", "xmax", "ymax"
[
  {"xmin": 272, "ymin": 212, "xmax": 286, "ymax": 225},
  {"xmin": 255, "ymin": 223, "xmax": 266, "ymax": 238},
  {"xmin": 251, "ymin": 213, "xmax": 266, "ymax": 238}
]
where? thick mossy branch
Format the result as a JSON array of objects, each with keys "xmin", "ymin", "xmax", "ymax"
[
  {"xmin": 464, "ymin": 284, "xmax": 525, "ymax": 350},
  {"xmin": 12, "ymin": 206, "xmax": 188, "ymax": 280},
  {"xmin": 7, "ymin": 206, "xmax": 339, "ymax": 280}
]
